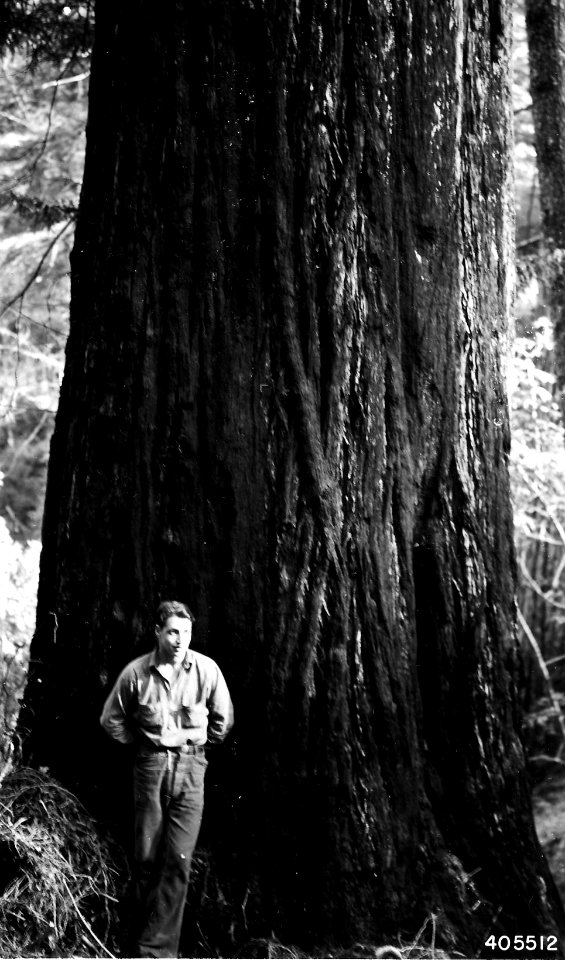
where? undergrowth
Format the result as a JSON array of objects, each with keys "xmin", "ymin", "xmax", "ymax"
[{"xmin": 0, "ymin": 764, "xmax": 127, "ymax": 958}]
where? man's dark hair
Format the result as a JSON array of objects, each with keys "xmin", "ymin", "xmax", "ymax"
[{"xmin": 155, "ymin": 600, "xmax": 195, "ymax": 627}]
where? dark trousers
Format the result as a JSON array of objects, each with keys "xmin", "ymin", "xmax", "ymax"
[{"xmin": 132, "ymin": 748, "xmax": 207, "ymax": 958}]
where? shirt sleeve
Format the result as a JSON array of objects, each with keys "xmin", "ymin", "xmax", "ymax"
[
  {"xmin": 206, "ymin": 664, "xmax": 234, "ymax": 744},
  {"xmin": 100, "ymin": 668, "xmax": 137, "ymax": 745}
]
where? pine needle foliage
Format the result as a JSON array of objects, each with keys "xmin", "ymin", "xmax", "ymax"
[{"xmin": 0, "ymin": 0, "xmax": 92, "ymax": 65}]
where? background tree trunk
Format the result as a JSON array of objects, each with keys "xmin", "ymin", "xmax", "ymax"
[
  {"xmin": 525, "ymin": 0, "xmax": 565, "ymax": 423},
  {"xmin": 18, "ymin": 0, "xmax": 565, "ymax": 953}
]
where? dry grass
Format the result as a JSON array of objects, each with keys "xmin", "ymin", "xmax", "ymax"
[{"xmin": 0, "ymin": 763, "xmax": 127, "ymax": 958}]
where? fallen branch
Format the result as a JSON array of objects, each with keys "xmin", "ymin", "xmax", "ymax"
[{"xmin": 42, "ymin": 71, "xmax": 90, "ymax": 89}]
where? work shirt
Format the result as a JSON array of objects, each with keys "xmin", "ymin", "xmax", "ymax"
[{"xmin": 100, "ymin": 648, "xmax": 234, "ymax": 749}]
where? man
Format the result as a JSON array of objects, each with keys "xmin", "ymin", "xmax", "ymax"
[{"xmin": 100, "ymin": 600, "xmax": 234, "ymax": 958}]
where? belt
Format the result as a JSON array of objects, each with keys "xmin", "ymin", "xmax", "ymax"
[
  {"xmin": 137, "ymin": 742, "xmax": 205, "ymax": 756},
  {"xmin": 173, "ymin": 743, "xmax": 205, "ymax": 755}
]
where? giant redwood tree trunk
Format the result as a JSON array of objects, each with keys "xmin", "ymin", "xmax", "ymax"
[{"xmin": 18, "ymin": 0, "xmax": 565, "ymax": 954}]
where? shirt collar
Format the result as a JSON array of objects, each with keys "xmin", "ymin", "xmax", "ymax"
[{"xmin": 149, "ymin": 648, "xmax": 194, "ymax": 671}]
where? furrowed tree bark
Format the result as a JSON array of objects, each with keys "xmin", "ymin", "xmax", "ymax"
[
  {"xmin": 18, "ymin": 0, "xmax": 565, "ymax": 954},
  {"xmin": 525, "ymin": 0, "xmax": 565, "ymax": 425}
]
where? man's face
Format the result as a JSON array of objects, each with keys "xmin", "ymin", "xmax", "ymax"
[{"xmin": 156, "ymin": 615, "xmax": 192, "ymax": 666}]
